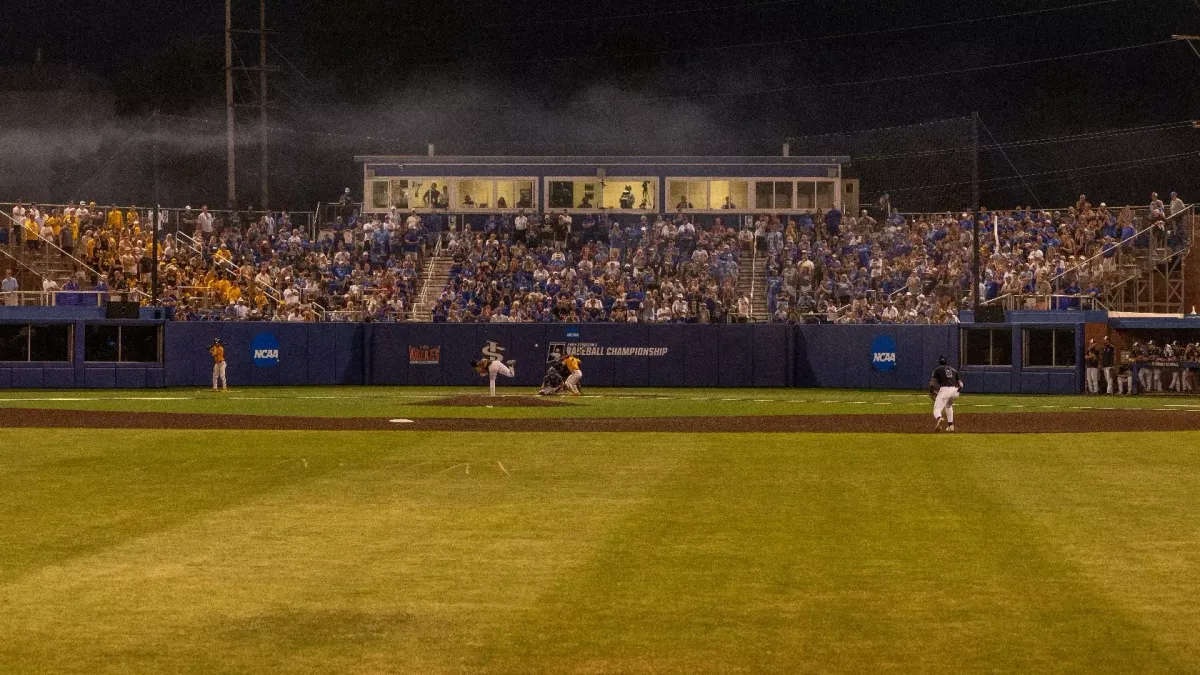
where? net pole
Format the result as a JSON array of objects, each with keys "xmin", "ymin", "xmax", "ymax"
[{"xmin": 971, "ymin": 111, "xmax": 981, "ymax": 312}]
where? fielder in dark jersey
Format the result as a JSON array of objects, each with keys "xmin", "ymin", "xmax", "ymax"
[{"xmin": 929, "ymin": 356, "xmax": 963, "ymax": 432}]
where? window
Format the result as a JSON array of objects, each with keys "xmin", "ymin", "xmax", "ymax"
[
  {"xmin": 548, "ymin": 180, "xmax": 598, "ymax": 209},
  {"xmin": 409, "ymin": 178, "xmax": 451, "ymax": 209},
  {"xmin": 773, "ymin": 182, "xmax": 794, "ymax": 210},
  {"xmin": 455, "ymin": 180, "xmax": 492, "ymax": 209},
  {"xmin": 121, "ymin": 325, "xmax": 162, "ymax": 362},
  {"xmin": 755, "ymin": 181, "xmax": 774, "ymax": 209},
  {"xmin": 84, "ymin": 324, "xmax": 162, "ymax": 363},
  {"xmin": 29, "ymin": 324, "xmax": 72, "ymax": 362},
  {"xmin": 389, "ymin": 179, "xmax": 412, "ymax": 209},
  {"xmin": 369, "ymin": 180, "xmax": 390, "ymax": 210},
  {"xmin": 602, "ymin": 178, "xmax": 655, "ymax": 210},
  {"xmin": 0, "ymin": 324, "xmax": 29, "ymax": 361},
  {"xmin": 710, "ymin": 180, "xmax": 748, "ymax": 210},
  {"xmin": 961, "ymin": 328, "xmax": 1012, "ymax": 366},
  {"xmin": 755, "ymin": 181, "xmax": 799, "ymax": 210},
  {"xmin": 667, "ymin": 180, "xmax": 709, "ymax": 210},
  {"xmin": 795, "ymin": 182, "xmax": 816, "ymax": 210},
  {"xmin": 1024, "ymin": 328, "xmax": 1076, "ymax": 367},
  {"xmin": 815, "ymin": 181, "xmax": 837, "ymax": 209},
  {"xmin": 496, "ymin": 180, "xmax": 535, "ymax": 210},
  {"xmin": 85, "ymin": 325, "xmax": 120, "ymax": 362}
]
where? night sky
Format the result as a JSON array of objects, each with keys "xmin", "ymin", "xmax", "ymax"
[{"xmin": 4, "ymin": 0, "xmax": 1200, "ymax": 210}]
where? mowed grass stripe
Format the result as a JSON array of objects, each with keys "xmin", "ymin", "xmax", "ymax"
[
  {"xmin": 2, "ymin": 430, "xmax": 1199, "ymax": 672},
  {"xmin": 0, "ymin": 431, "xmax": 686, "ymax": 674},
  {"xmin": 484, "ymin": 434, "xmax": 1197, "ymax": 674}
]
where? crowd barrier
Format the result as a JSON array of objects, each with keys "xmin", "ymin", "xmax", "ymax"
[{"xmin": 0, "ymin": 320, "xmax": 1090, "ymax": 393}]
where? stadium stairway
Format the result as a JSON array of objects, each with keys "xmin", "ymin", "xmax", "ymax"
[
  {"xmin": 411, "ymin": 250, "xmax": 453, "ymax": 321},
  {"xmin": 7, "ymin": 245, "xmax": 84, "ymax": 290},
  {"xmin": 737, "ymin": 249, "xmax": 770, "ymax": 321}
]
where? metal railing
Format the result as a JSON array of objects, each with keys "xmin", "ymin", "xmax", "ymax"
[
  {"xmin": 0, "ymin": 209, "xmax": 105, "ymax": 284},
  {"xmin": 414, "ymin": 236, "xmax": 444, "ymax": 321},
  {"xmin": 979, "ymin": 293, "xmax": 1106, "ymax": 312},
  {"xmin": 0, "ymin": 289, "xmax": 148, "ymax": 308},
  {"xmin": 979, "ymin": 204, "xmax": 1195, "ymax": 311}
]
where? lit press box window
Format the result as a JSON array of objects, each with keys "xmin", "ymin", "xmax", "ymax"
[
  {"xmin": 603, "ymin": 179, "xmax": 655, "ymax": 210},
  {"xmin": 710, "ymin": 181, "xmax": 748, "ymax": 210},
  {"xmin": 496, "ymin": 180, "xmax": 535, "ymax": 210},
  {"xmin": 667, "ymin": 181, "xmax": 709, "ymax": 210},
  {"xmin": 548, "ymin": 180, "xmax": 598, "ymax": 209},
  {"xmin": 410, "ymin": 179, "xmax": 451, "ymax": 209},
  {"xmin": 390, "ymin": 179, "xmax": 412, "ymax": 209},
  {"xmin": 455, "ymin": 180, "xmax": 493, "ymax": 209}
]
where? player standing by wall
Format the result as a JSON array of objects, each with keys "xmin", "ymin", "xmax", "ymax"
[
  {"xmin": 209, "ymin": 338, "xmax": 227, "ymax": 392},
  {"xmin": 929, "ymin": 356, "xmax": 962, "ymax": 432},
  {"xmin": 1100, "ymin": 336, "xmax": 1116, "ymax": 394},
  {"xmin": 1084, "ymin": 340, "xmax": 1100, "ymax": 395},
  {"xmin": 474, "ymin": 358, "xmax": 516, "ymax": 397},
  {"xmin": 562, "ymin": 353, "xmax": 583, "ymax": 396}
]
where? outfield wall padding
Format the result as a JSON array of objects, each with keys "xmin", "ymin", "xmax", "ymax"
[{"xmin": 0, "ymin": 319, "xmax": 1083, "ymax": 392}]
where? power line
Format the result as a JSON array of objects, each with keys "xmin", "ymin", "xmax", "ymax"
[
  {"xmin": 478, "ymin": 0, "xmax": 806, "ymax": 29},
  {"xmin": 844, "ymin": 120, "xmax": 1195, "ymax": 163},
  {"xmin": 979, "ymin": 152, "xmax": 1200, "ymax": 195},
  {"xmin": 866, "ymin": 149, "xmax": 1200, "ymax": 197},
  {"xmin": 520, "ymin": 39, "xmax": 1174, "ymax": 107},
  {"xmin": 979, "ymin": 116, "xmax": 1042, "ymax": 208},
  {"xmin": 461, "ymin": 0, "xmax": 1130, "ymax": 67}
]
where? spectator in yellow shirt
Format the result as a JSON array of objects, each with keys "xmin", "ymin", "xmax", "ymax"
[
  {"xmin": 24, "ymin": 216, "xmax": 39, "ymax": 249},
  {"xmin": 46, "ymin": 211, "xmax": 62, "ymax": 237},
  {"xmin": 106, "ymin": 205, "xmax": 123, "ymax": 230}
]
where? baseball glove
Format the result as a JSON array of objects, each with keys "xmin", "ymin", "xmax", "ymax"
[{"xmin": 928, "ymin": 386, "xmax": 938, "ymax": 401}]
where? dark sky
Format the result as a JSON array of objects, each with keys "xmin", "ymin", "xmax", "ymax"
[{"xmin": 4, "ymin": 0, "xmax": 1200, "ymax": 210}]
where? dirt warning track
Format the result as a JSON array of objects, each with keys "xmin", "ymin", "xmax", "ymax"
[{"xmin": 2, "ymin": 407, "xmax": 1199, "ymax": 433}]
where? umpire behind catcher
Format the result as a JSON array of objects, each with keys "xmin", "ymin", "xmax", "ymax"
[{"xmin": 929, "ymin": 356, "xmax": 963, "ymax": 432}]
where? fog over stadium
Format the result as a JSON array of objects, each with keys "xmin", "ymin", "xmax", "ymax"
[{"xmin": 3, "ymin": 0, "xmax": 1199, "ymax": 209}]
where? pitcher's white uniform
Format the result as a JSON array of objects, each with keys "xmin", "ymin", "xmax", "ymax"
[
  {"xmin": 476, "ymin": 359, "xmax": 515, "ymax": 397},
  {"xmin": 930, "ymin": 360, "xmax": 962, "ymax": 431}
]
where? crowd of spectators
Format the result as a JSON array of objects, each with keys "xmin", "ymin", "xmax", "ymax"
[
  {"xmin": 977, "ymin": 192, "xmax": 1189, "ymax": 309},
  {"xmin": 432, "ymin": 211, "xmax": 744, "ymax": 323},
  {"xmin": 5, "ymin": 200, "xmax": 432, "ymax": 321},
  {"xmin": 4, "ymin": 189, "xmax": 1191, "ymax": 324}
]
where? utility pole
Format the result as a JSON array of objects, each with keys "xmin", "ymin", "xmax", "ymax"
[
  {"xmin": 225, "ymin": 0, "xmax": 236, "ymax": 209},
  {"xmin": 971, "ymin": 111, "xmax": 981, "ymax": 313},
  {"xmin": 259, "ymin": 0, "xmax": 269, "ymax": 212},
  {"xmin": 152, "ymin": 110, "xmax": 161, "ymax": 304}
]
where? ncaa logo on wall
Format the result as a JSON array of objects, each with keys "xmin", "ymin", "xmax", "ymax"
[
  {"xmin": 870, "ymin": 334, "xmax": 897, "ymax": 372},
  {"xmin": 251, "ymin": 332, "xmax": 280, "ymax": 368}
]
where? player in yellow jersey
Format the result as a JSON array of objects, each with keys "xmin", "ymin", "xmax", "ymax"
[
  {"xmin": 562, "ymin": 353, "xmax": 582, "ymax": 396},
  {"xmin": 209, "ymin": 338, "xmax": 227, "ymax": 391}
]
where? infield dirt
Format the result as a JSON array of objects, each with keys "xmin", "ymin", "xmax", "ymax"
[{"xmin": 2, "ymin": 407, "xmax": 1199, "ymax": 433}]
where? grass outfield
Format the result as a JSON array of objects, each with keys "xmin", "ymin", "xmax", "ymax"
[
  {"xmin": 2, "ymin": 415, "xmax": 1200, "ymax": 672},
  {"xmin": 1, "ymin": 386, "xmax": 1199, "ymax": 418}
]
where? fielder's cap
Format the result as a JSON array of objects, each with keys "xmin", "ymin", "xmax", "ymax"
[{"xmin": 938, "ymin": 356, "xmax": 948, "ymax": 365}]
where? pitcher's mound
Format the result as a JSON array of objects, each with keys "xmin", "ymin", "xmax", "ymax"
[{"xmin": 418, "ymin": 395, "xmax": 569, "ymax": 407}]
